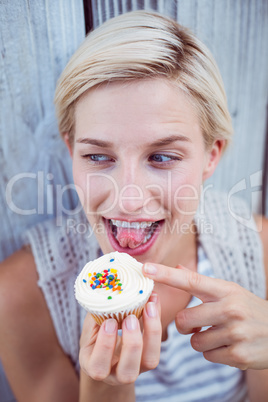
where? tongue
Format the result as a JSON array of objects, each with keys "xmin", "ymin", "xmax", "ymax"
[{"xmin": 116, "ymin": 227, "xmax": 147, "ymax": 249}]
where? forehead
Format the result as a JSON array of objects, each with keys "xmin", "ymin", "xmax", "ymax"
[{"xmin": 74, "ymin": 78, "xmax": 201, "ymax": 144}]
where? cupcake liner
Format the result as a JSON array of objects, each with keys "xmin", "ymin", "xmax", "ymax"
[{"xmin": 86, "ymin": 291, "xmax": 152, "ymax": 329}]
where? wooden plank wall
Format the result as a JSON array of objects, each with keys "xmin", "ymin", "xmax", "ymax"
[
  {"xmin": 0, "ymin": 1, "xmax": 267, "ymax": 400},
  {"xmin": 0, "ymin": 1, "xmax": 85, "ymax": 400},
  {"xmin": 0, "ymin": 0, "xmax": 85, "ymax": 263}
]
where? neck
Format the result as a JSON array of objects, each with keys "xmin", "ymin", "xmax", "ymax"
[{"xmin": 163, "ymin": 228, "xmax": 198, "ymax": 272}]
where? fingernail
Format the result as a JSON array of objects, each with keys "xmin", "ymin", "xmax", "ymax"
[
  {"xmin": 125, "ymin": 315, "xmax": 137, "ymax": 331},
  {"xmin": 146, "ymin": 302, "xmax": 157, "ymax": 318},
  {"xmin": 105, "ymin": 319, "xmax": 117, "ymax": 333},
  {"xmin": 150, "ymin": 292, "xmax": 158, "ymax": 304},
  {"xmin": 143, "ymin": 264, "xmax": 157, "ymax": 275}
]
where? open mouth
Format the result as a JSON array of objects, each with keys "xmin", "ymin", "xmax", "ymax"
[{"xmin": 103, "ymin": 218, "xmax": 164, "ymax": 255}]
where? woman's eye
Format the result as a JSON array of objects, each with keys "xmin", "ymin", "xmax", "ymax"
[
  {"xmin": 149, "ymin": 154, "xmax": 181, "ymax": 163},
  {"xmin": 82, "ymin": 154, "xmax": 114, "ymax": 163}
]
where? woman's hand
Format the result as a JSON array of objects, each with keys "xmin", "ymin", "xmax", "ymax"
[
  {"xmin": 79, "ymin": 292, "xmax": 161, "ymax": 388},
  {"xmin": 142, "ymin": 263, "xmax": 268, "ymax": 370}
]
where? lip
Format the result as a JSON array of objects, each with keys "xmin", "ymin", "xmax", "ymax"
[{"xmin": 103, "ymin": 217, "xmax": 164, "ymax": 256}]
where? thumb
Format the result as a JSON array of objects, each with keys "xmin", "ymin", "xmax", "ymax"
[{"xmin": 80, "ymin": 313, "xmax": 100, "ymax": 349}]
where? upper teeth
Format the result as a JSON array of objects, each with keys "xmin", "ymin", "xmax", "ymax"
[{"xmin": 111, "ymin": 219, "xmax": 154, "ymax": 229}]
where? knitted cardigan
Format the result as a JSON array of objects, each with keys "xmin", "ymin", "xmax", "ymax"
[{"xmin": 23, "ymin": 191, "xmax": 266, "ymax": 372}]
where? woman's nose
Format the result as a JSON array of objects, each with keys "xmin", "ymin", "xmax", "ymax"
[
  {"xmin": 118, "ymin": 182, "xmax": 144, "ymax": 215},
  {"xmin": 115, "ymin": 160, "xmax": 147, "ymax": 215},
  {"xmin": 115, "ymin": 161, "xmax": 163, "ymax": 217}
]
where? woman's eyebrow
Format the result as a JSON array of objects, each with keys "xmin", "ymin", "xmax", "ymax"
[
  {"xmin": 76, "ymin": 134, "xmax": 191, "ymax": 148},
  {"xmin": 76, "ymin": 138, "xmax": 113, "ymax": 147},
  {"xmin": 150, "ymin": 135, "xmax": 192, "ymax": 147}
]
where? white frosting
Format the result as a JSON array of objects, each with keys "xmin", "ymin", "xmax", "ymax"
[{"xmin": 75, "ymin": 251, "xmax": 154, "ymax": 314}]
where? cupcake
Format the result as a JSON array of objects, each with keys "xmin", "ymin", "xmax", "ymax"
[{"xmin": 75, "ymin": 251, "xmax": 154, "ymax": 328}]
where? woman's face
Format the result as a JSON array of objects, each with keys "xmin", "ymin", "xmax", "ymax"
[{"xmin": 71, "ymin": 78, "xmax": 221, "ymax": 267}]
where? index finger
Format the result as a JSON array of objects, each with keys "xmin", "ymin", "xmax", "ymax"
[{"xmin": 142, "ymin": 263, "xmax": 230, "ymax": 302}]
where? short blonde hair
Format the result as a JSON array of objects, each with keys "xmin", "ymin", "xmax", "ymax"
[{"xmin": 54, "ymin": 10, "xmax": 233, "ymax": 149}]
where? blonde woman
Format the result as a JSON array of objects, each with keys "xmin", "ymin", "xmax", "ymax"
[{"xmin": 1, "ymin": 11, "xmax": 268, "ymax": 402}]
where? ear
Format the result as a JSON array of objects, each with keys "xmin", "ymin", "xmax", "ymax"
[
  {"xmin": 202, "ymin": 139, "xmax": 225, "ymax": 181},
  {"xmin": 63, "ymin": 133, "xmax": 73, "ymax": 158}
]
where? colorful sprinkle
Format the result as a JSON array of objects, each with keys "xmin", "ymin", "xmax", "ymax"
[
  {"xmin": 87, "ymin": 268, "xmax": 123, "ymax": 294},
  {"xmin": 110, "ymin": 258, "xmax": 115, "ymax": 262},
  {"xmin": 108, "ymin": 296, "xmax": 112, "ymax": 300},
  {"xmin": 139, "ymin": 290, "xmax": 143, "ymax": 294},
  {"xmin": 83, "ymin": 279, "xmax": 87, "ymax": 283}
]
